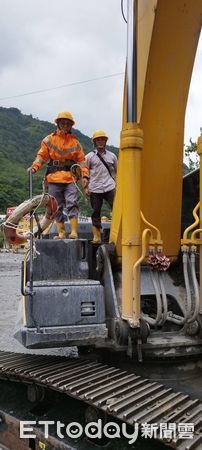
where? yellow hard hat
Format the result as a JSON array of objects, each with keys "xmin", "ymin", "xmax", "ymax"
[
  {"xmin": 54, "ymin": 111, "xmax": 75, "ymax": 125},
  {"xmin": 92, "ymin": 130, "xmax": 108, "ymax": 141}
]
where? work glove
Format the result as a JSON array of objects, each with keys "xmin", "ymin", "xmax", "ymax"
[{"xmin": 27, "ymin": 167, "xmax": 36, "ymax": 174}]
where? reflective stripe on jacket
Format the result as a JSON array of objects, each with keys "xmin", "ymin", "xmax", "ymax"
[{"xmin": 32, "ymin": 129, "xmax": 88, "ymax": 183}]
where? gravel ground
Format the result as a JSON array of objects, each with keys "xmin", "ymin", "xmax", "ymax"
[{"xmin": 0, "ymin": 249, "xmax": 77, "ymax": 357}]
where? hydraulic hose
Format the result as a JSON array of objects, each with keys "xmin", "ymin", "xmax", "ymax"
[
  {"xmin": 182, "ymin": 252, "xmax": 193, "ymax": 321},
  {"xmin": 158, "ymin": 272, "xmax": 168, "ymax": 325},
  {"xmin": 141, "ymin": 271, "xmax": 163, "ymax": 326},
  {"xmin": 187, "ymin": 252, "xmax": 200, "ymax": 323}
]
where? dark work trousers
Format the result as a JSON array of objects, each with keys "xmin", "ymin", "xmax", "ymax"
[
  {"xmin": 48, "ymin": 182, "xmax": 78, "ymax": 222},
  {"xmin": 90, "ymin": 189, "xmax": 115, "ymax": 228}
]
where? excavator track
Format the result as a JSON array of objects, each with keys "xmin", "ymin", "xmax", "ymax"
[{"xmin": 0, "ymin": 351, "xmax": 202, "ymax": 449}]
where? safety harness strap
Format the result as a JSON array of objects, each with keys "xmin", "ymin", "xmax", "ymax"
[
  {"xmin": 46, "ymin": 159, "xmax": 75, "ymax": 175},
  {"xmin": 95, "ymin": 152, "xmax": 115, "ymax": 180}
]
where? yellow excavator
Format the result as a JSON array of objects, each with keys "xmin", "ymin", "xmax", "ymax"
[{"xmin": 5, "ymin": 0, "xmax": 202, "ymax": 363}]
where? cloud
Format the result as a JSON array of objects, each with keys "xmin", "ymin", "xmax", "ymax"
[
  {"xmin": 0, "ymin": 0, "xmax": 126, "ymax": 145},
  {"xmin": 0, "ymin": 0, "xmax": 201, "ymax": 148}
]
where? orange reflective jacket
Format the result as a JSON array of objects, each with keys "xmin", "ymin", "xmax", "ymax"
[{"xmin": 32, "ymin": 129, "xmax": 88, "ymax": 183}]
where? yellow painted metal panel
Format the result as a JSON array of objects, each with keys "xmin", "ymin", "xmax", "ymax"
[
  {"xmin": 110, "ymin": 0, "xmax": 157, "ymax": 253},
  {"xmin": 140, "ymin": 0, "xmax": 202, "ymax": 258},
  {"xmin": 137, "ymin": 0, "xmax": 157, "ymax": 121}
]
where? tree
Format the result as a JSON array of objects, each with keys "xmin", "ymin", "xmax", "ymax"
[{"xmin": 185, "ymin": 128, "xmax": 202, "ymax": 170}]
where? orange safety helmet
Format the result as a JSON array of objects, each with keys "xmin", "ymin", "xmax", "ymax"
[
  {"xmin": 92, "ymin": 130, "xmax": 108, "ymax": 141},
  {"xmin": 54, "ymin": 111, "xmax": 75, "ymax": 125}
]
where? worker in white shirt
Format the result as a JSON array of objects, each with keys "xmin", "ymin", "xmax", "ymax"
[{"xmin": 85, "ymin": 130, "xmax": 117, "ymax": 243}]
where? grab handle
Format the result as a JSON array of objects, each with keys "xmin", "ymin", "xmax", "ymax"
[{"xmin": 29, "ymin": 170, "xmax": 34, "ymax": 295}]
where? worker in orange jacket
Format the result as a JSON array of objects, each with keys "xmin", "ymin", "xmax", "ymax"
[{"xmin": 28, "ymin": 111, "xmax": 89, "ymax": 239}]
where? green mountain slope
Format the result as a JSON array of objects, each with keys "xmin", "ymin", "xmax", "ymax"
[
  {"xmin": 0, "ymin": 107, "xmax": 118, "ymax": 214},
  {"xmin": 0, "ymin": 106, "xmax": 190, "ymax": 216}
]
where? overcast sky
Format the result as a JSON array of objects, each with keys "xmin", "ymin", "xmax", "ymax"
[{"xmin": 0, "ymin": 0, "xmax": 201, "ymax": 149}]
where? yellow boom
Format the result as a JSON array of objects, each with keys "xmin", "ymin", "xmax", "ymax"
[{"xmin": 110, "ymin": 0, "xmax": 202, "ymax": 325}]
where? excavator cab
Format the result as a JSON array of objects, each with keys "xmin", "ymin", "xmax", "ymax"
[{"xmin": 10, "ymin": 0, "xmax": 202, "ymax": 360}]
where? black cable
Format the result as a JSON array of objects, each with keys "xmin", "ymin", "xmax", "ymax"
[
  {"xmin": 34, "ymin": 212, "xmax": 42, "ymax": 238},
  {"xmin": 0, "ymin": 72, "xmax": 124, "ymax": 101},
  {"xmin": 121, "ymin": 0, "xmax": 127, "ymax": 23}
]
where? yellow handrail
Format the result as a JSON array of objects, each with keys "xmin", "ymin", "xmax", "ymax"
[
  {"xmin": 182, "ymin": 202, "xmax": 200, "ymax": 241},
  {"xmin": 141, "ymin": 211, "xmax": 162, "ymax": 242}
]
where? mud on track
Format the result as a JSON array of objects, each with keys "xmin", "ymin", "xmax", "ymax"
[{"xmin": 0, "ymin": 250, "xmax": 77, "ymax": 357}]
